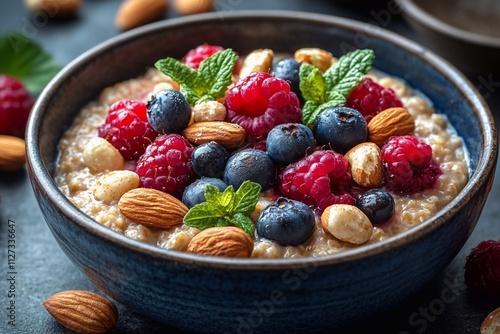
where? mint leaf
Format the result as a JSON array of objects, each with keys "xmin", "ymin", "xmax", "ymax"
[
  {"xmin": 0, "ymin": 33, "xmax": 61, "ymax": 93},
  {"xmin": 232, "ymin": 181, "xmax": 261, "ymax": 216},
  {"xmin": 299, "ymin": 63, "xmax": 326, "ymax": 103},
  {"xmin": 155, "ymin": 49, "xmax": 238, "ymax": 106},
  {"xmin": 301, "ymin": 100, "xmax": 320, "ymax": 126},
  {"xmin": 299, "ymin": 49, "xmax": 374, "ymax": 125},
  {"xmin": 183, "ymin": 202, "xmax": 223, "ymax": 229},
  {"xmin": 197, "ymin": 49, "xmax": 238, "ymax": 100},
  {"xmin": 324, "ymin": 49, "xmax": 374, "ymax": 97},
  {"xmin": 183, "ymin": 181, "xmax": 260, "ymax": 236},
  {"xmin": 229, "ymin": 213, "xmax": 255, "ymax": 237}
]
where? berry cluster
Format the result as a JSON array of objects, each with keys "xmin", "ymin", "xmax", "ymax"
[{"xmin": 95, "ymin": 44, "xmax": 444, "ymax": 248}]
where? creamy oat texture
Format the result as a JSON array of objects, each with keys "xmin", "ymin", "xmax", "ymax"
[{"xmin": 55, "ymin": 69, "xmax": 469, "ymax": 259}]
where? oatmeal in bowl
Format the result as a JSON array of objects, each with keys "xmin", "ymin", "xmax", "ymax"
[
  {"xmin": 55, "ymin": 44, "xmax": 469, "ymax": 259},
  {"xmin": 26, "ymin": 12, "xmax": 496, "ymax": 333}
]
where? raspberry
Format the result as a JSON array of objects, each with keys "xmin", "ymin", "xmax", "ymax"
[
  {"xmin": 0, "ymin": 75, "xmax": 34, "ymax": 137},
  {"xmin": 182, "ymin": 44, "xmax": 224, "ymax": 70},
  {"xmin": 346, "ymin": 77, "xmax": 403, "ymax": 122},
  {"xmin": 135, "ymin": 134, "xmax": 196, "ymax": 197},
  {"xmin": 98, "ymin": 99, "xmax": 158, "ymax": 160},
  {"xmin": 279, "ymin": 150, "xmax": 355, "ymax": 211},
  {"xmin": 464, "ymin": 240, "xmax": 500, "ymax": 296},
  {"xmin": 381, "ymin": 135, "xmax": 442, "ymax": 194},
  {"xmin": 225, "ymin": 72, "xmax": 302, "ymax": 139}
]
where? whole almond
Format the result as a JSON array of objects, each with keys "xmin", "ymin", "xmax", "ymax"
[
  {"xmin": 481, "ymin": 307, "xmax": 500, "ymax": 334},
  {"xmin": 174, "ymin": 0, "xmax": 214, "ymax": 15},
  {"xmin": 0, "ymin": 135, "xmax": 26, "ymax": 172},
  {"xmin": 182, "ymin": 121, "xmax": 246, "ymax": 149},
  {"xmin": 118, "ymin": 188, "xmax": 188, "ymax": 229},
  {"xmin": 42, "ymin": 290, "xmax": 118, "ymax": 334},
  {"xmin": 187, "ymin": 226, "xmax": 254, "ymax": 257},
  {"xmin": 368, "ymin": 107, "xmax": 415, "ymax": 146},
  {"xmin": 115, "ymin": 0, "xmax": 168, "ymax": 30},
  {"xmin": 25, "ymin": 0, "xmax": 81, "ymax": 18},
  {"xmin": 344, "ymin": 142, "xmax": 383, "ymax": 188}
]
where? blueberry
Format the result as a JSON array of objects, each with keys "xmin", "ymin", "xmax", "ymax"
[
  {"xmin": 191, "ymin": 142, "xmax": 229, "ymax": 178},
  {"xmin": 257, "ymin": 197, "xmax": 315, "ymax": 246},
  {"xmin": 356, "ymin": 188, "xmax": 395, "ymax": 225},
  {"xmin": 266, "ymin": 123, "xmax": 315, "ymax": 166},
  {"xmin": 223, "ymin": 149, "xmax": 276, "ymax": 191},
  {"xmin": 147, "ymin": 89, "xmax": 191, "ymax": 134},
  {"xmin": 182, "ymin": 177, "xmax": 228, "ymax": 208},
  {"xmin": 313, "ymin": 106, "xmax": 367, "ymax": 154},
  {"xmin": 272, "ymin": 58, "xmax": 303, "ymax": 103}
]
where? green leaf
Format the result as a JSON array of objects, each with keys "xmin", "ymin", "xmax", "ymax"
[
  {"xmin": 299, "ymin": 63, "xmax": 326, "ymax": 103},
  {"xmin": 232, "ymin": 181, "xmax": 261, "ymax": 216},
  {"xmin": 301, "ymin": 100, "xmax": 320, "ymax": 125},
  {"xmin": 228, "ymin": 213, "xmax": 255, "ymax": 237},
  {"xmin": 155, "ymin": 49, "xmax": 238, "ymax": 106},
  {"xmin": 183, "ymin": 202, "xmax": 222, "ymax": 229},
  {"xmin": 182, "ymin": 181, "xmax": 261, "ymax": 235},
  {"xmin": 0, "ymin": 33, "xmax": 62, "ymax": 93},
  {"xmin": 155, "ymin": 57, "xmax": 198, "ymax": 87},
  {"xmin": 324, "ymin": 49, "xmax": 374, "ymax": 97},
  {"xmin": 197, "ymin": 49, "xmax": 238, "ymax": 101}
]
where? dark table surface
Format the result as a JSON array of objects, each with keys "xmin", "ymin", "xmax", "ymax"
[{"xmin": 1, "ymin": 1, "xmax": 499, "ymax": 333}]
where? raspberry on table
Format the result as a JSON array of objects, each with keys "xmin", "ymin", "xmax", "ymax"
[
  {"xmin": 182, "ymin": 44, "xmax": 224, "ymax": 70},
  {"xmin": 0, "ymin": 75, "xmax": 34, "ymax": 137},
  {"xmin": 225, "ymin": 72, "xmax": 302, "ymax": 139},
  {"xmin": 346, "ymin": 77, "xmax": 403, "ymax": 122},
  {"xmin": 464, "ymin": 240, "xmax": 500, "ymax": 296},
  {"xmin": 98, "ymin": 99, "xmax": 158, "ymax": 160},
  {"xmin": 135, "ymin": 134, "xmax": 196, "ymax": 197},
  {"xmin": 381, "ymin": 135, "xmax": 442, "ymax": 194},
  {"xmin": 279, "ymin": 150, "xmax": 355, "ymax": 211}
]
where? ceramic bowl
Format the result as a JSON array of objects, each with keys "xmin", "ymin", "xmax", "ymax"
[
  {"xmin": 397, "ymin": 0, "xmax": 500, "ymax": 75},
  {"xmin": 26, "ymin": 11, "xmax": 497, "ymax": 333}
]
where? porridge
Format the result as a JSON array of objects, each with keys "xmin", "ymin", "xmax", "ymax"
[{"xmin": 55, "ymin": 46, "xmax": 469, "ymax": 258}]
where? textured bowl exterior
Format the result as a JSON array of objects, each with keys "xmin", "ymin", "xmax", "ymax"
[{"xmin": 26, "ymin": 11, "xmax": 497, "ymax": 333}]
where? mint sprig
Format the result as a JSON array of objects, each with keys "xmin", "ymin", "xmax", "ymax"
[
  {"xmin": 155, "ymin": 49, "xmax": 238, "ymax": 106},
  {"xmin": 300, "ymin": 49, "xmax": 374, "ymax": 125},
  {"xmin": 183, "ymin": 181, "xmax": 261, "ymax": 237},
  {"xmin": 0, "ymin": 33, "xmax": 61, "ymax": 93}
]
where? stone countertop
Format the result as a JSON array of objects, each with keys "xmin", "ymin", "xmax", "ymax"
[{"xmin": 1, "ymin": 1, "xmax": 499, "ymax": 333}]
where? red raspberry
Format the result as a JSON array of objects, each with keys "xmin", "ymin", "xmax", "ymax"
[
  {"xmin": 346, "ymin": 77, "xmax": 403, "ymax": 122},
  {"xmin": 464, "ymin": 240, "xmax": 500, "ymax": 296},
  {"xmin": 381, "ymin": 135, "xmax": 442, "ymax": 194},
  {"xmin": 135, "ymin": 134, "xmax": 196, "ymax": 197},
  {"xmin": 225, "ymin": 72, "xmax": 302, "ymax": 139},
  {"xmin": 0, "ymin": 75, "xmax": 34, "ymax": 137},
  {"xmin": 182, "ymin": 44, "xmax": 224, "ymax": 70},
  {"xmin": 98, "ymin": 99, "xmax": 158, "ymax": 160},
  {"xmin": 279, "ymin": 150, "xmax": 354, "ymax": 211}
]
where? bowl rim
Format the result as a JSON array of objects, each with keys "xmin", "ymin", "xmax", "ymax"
[
  {"xmin": 397, "ymin": 0, "xmax": 500, "ymax": 48},
  {"xmin": 27, "ymin": 10, "xmax": 497, "ymax": 270}
]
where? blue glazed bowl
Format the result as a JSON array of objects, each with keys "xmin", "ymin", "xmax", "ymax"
[{"xmin": 26, "ymin": 11, "xmax": 497, "ymax": 333}]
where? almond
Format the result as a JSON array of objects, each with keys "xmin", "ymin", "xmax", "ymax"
[
  {"xmin": 24, "ymin": 0, "xmax": 81, "ymax": 19},
  {"xmin": 344, "ymin": 142, "xmax": 383, "ymax": 188},
  {"xmin": 174, "ymin": 0, "xmax": 214, "ymax": 16},
  {"xmin": 182, "ymin": 121, "xmax": 246, "ymax": 149},
  {"xmin": 367, "ymin": 107, "xmax": 415, "ymax": 146},
  {"xmin": 42, "ymin": 290, "xmax": 118, "ymax": 334},
  {"xmin": 118, "ymin": 188, "xmax": 188, "ymax": 229},
  {"xmin": 187, "ymin": 226, "xmax": 253, "ymax": 258},
  {"xmin": 0, "ymin": 135, "xmax": 26, "ymax": 172},
  {"xmin": 481, "ymin": 307, "xmax": 500, "ymax": 334},
  {"xmin": 115, "ymin": 0, "xmax": 168, "ymax": 30}
]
